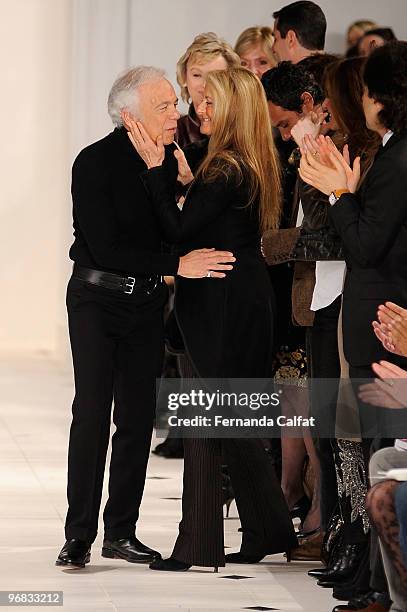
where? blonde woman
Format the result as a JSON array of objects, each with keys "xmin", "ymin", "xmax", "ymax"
[
  {"xmin": 235, "ymin": 26, "xmax": 276, "ymax": 78},
  {"xmin": 128, "ymin": 67, "xmax": 297, "ymax": 571},
  {"xmin": 176, "ymin": 32, "xmax": 240, "ymax": 147},
  {"xmin": 346, "ymin": 19, "xmax": 377, "ymax": 49}
]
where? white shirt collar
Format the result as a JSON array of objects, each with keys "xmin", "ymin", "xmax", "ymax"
[{"xmin": 383, "ymin": 130, "xmax": 394, "ymax": 147}]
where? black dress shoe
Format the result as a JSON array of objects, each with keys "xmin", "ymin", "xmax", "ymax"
[
  {"xmin": 56, "ymin": 539, "xmax": 91, "ymax": 569},
  {"xmin": 152, "ymin": 438, "xmax": 184, "ymax": 458},
  {"xmin": 332, "ymin": 591, "xmax": 387, "ymax": 611},
  {"xmin": 102, "ymin": 537, "xmax": 161, "ymax": 563},
  {"xmin": 317, "ymin": 544, "xmax": 365, "ymax": 588},
  {"xmin": 308, "ymin": 566, "xmax": 329, "ymax": 579},
  {"xmin": 149, "ymin": 557, "xmax": 192, "ymax": 571},
  {"xmin": 225, "ymin": 552, "xmax": 264, "ymax": 564}
]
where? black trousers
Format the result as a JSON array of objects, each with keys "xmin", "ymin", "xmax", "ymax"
[
  {"xmin": 172, "ymin": 437, "xmax": 298, "ymax": 567},
  {"xmin": 65, "ymin": 276, "xmax": 167, "ymax": 543},
  {"xmin": 308, "ymin": 295, "xmax": 342, "ymax": 529}
]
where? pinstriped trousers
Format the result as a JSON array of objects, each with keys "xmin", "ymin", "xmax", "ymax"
[{"xmin": 172, "ymin": 436, "xmax": 298, "ymax": 567}]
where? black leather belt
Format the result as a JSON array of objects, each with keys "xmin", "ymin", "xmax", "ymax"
[{"xmin": 73, "ymin": 265, "xmax": 162, "ymax": 295}]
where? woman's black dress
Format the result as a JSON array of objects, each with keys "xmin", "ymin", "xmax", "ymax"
[{"xmin": 143, "ymin": 157, "xmax": 297, "ymax": 566}]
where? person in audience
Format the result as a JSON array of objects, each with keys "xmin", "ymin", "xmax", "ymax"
[
  {"xmin": 175, "ymin": 32, "xmax": 240, "ymax": 148},
  {"xmin": 299, "ymin": 41, "xmax": 407, "ymax": 382},
  {"xmin": 261, "ymin": 59, "xmax": 335, "ymax": 556},
  {"xmin": 346, "ymin": 19, "xmax": 377, "ymax": 50},
  {"xmin": 301, "ymin": 58, "xmax": 383, "ymax": 607},
  {"xmin": 368, "ymin": 439, "xmax": 407, "ymax": 612},
  {"xmin": 272, "ymin": 0, "xmax": 326, "ymax": 63},
  {"xmin": 127, "ymin": 67, "xmax": 297, "ymax": 572},
  {"xmin": 299, "ymin": 41, "xmax": 407, "ymax": 610},
  {"xmin": 358, "ymin": 28, "xmax": 397, "ymax": 57},
  {"xmin": 234, "ymin": 26, "xmax": 276, "ymax": 77},
  {"xmin": 374, "ymin": 302, "xmax": 407, "ymax": 358}
]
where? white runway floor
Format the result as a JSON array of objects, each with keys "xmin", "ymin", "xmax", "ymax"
[{"xmin": 0, "ymin": 357, "xmax": 335, "ymax": 611}]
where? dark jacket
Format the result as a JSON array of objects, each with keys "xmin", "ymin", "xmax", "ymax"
[
  {"xmin": 142, "ymin": 162, "xmax": 274, "ymax": 378},
  {"xmin": 176, "ymin": 104, "xmax": 208, "ymax": 149},
  {"xmin": 329, "ymin": 131, "xmax": 407, "ymax": 366},
  {"xmin": 69, "ymin": 127, "xmax": 179, "ymax": 276}
]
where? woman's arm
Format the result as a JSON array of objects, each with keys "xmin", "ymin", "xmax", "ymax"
[
  {"xmin": 329, "ymin": 156, "xmax": 407, "ymax": 267},
  {"xmin": 141, "ymin": 166, "xmax": 234, "ymax": 244},
  {"xmin": 127, "ymin": 117, "xmax": 237, "ymax": 243}
]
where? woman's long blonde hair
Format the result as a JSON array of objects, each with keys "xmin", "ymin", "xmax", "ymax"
[{"xmin": 197, "ymin": 68, "xmax": 281, "ymax": 231}]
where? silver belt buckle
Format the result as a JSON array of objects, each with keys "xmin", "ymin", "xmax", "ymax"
[
  {"xmin": 146, "ymin": 275, "xmax": 162, "ymax": 295},
  {"xmin": 124, "ymin": 276, "xmax": 135, "ymax": 294}
]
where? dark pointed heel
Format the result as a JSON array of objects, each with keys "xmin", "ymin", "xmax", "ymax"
[
  {"xmin": 290, "ymin": 495, "xmax": 311, "ymax": 527},
  {"xmin": 224, "ymin": 498, "xmax": 233, "ymax": 518},
  {"xmin": 286, "ymin": 550, "xmax": 292, "ymax": 563},
  {"xmin": 214, "ymin": 566, "xmax": 219, "ymax": 573}
]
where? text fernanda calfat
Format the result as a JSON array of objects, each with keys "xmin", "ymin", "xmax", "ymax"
[{"xmin": 168, "ymin": 415, "xmax": 316, "ymax": 427}]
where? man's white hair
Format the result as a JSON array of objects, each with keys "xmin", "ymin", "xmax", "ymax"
[{"xmin": 107, "ymin": 66, "xmax": 166, "ymax": 127}]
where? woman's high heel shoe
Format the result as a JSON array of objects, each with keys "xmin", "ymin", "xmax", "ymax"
[
  {"xmin": 286, "ymin": 550, "xmax": 292, "ymax": 563},
  {"xmin": 149, "ymin": 557, "xmax": 219, "ymax": 572},
  {"xmin": 225, "ymin": 552, "xmax": 264, "ymax": 564},
  {"xmin": 224, "ymin": 497, "xmax": 233, "ymax": 518},
  {"xmin": 222, "ymin": 471, "xmax": 235, "ymax": 518},
  {"xmin": 290, "ymin": 494, "xmax": 311, "ymax": 526},
  {"xmin": 298, "ymin": 526, "xmax": 321, "ymax": 540},
  {"xmin": 149, "ymin": 557, "xmax": 191, "ymax": 571}
]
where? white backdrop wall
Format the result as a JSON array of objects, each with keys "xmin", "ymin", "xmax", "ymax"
[
  {"xmin": 1, "ymin": 0, "xmax": 407, "ymax": 356},
  {"xmin": 0, "ymin": 0, "xmax": 71, "ymax": 355},
  {"xmin": 71, "ymin": 0, "xmax": 407, "ymax": 155}
]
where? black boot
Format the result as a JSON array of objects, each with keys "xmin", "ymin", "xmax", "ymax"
[
  {"xmin": 308, "ymin": 529, "xmax": 342, "ymax": 578},
  {"xmin": 317, "ymin": 543, "xmax": 366, "ymax": 588},
  {"xmin": 332, "ymin": 542, "xmax": 370, "ymax": 601},
  {"xmin": 56, "ymin": 539, "xmax": 91, "ymax": 569}
]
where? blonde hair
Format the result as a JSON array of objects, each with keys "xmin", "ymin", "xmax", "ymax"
[
  {"xmin": 347, "ymin": 19, "xmax": 377, "ymax": 35},
  {"xmin": 234, "ymin": 26, "xmax": 275, "ymax": 63},
  {"xmin": 176, "ymin": 32, "xmax": 240, "ymax": 102},
  {"xmin": 197, "ymin": 68, "xmax": 281, "ymax": 232}
]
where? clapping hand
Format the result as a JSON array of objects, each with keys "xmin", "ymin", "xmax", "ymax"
[
  {"xmin": 372, "ymin": 302, "xmax": 407, "ymax": 358},
  {"xmin": 299, "ymin": 135, "xmax": 360, "ymax": 196},
  {"xmin": 126, "ymin": 116, "xmax": 164, "ymax": 169},
  {"xmin": 358, "ymin": 361, "xmax": 407, "ymax": 409}
]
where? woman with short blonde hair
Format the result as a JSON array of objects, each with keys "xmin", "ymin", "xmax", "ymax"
[
  {"xmin": 234, "ymin": 26, "xmax": 276, "ymax": 78},
  {"xmin": 175, "ymin": 32, "xmax": 240, "ymax": 147},
  {"xmin": 127, "ymin": 67, "xmax": 296, "ymax": 571}
]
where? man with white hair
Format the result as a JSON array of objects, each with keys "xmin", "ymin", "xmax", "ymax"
[{"xmin": 56, "ymin": 66, "xmax": 235, "ymax": 569}]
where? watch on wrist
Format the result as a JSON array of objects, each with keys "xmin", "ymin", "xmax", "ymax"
[{"xmin": 329, "ymin": 188, "xmax": 350, "ymax": 205}]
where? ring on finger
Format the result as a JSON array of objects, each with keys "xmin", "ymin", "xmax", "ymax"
[{"xmin": 206, "ymin": 271, "xmax": 212, "ymax": 278}]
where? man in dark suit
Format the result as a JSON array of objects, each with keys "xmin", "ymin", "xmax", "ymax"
[
  {"xmin": 299, "ymin": 41, "xmax": 407, "ymax": 611},
  {"xmin": 56, "ymin": 66, "xmax": 235, "ymax": 569},
  {"xmin": 299, "ymin": 41, "xmax": 407, "ymax": 381}
]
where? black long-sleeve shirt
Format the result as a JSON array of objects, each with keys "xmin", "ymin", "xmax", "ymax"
[{"xmin": 69, "ymin": 127, "xmax": 179, "ymax": 277}]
